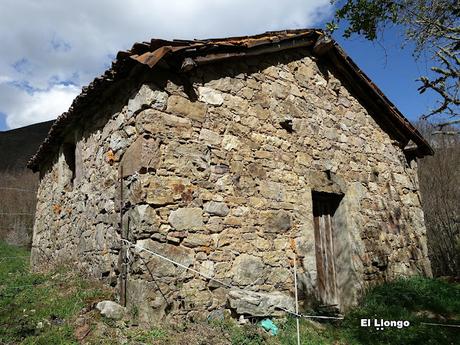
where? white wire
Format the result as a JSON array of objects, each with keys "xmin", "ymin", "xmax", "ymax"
[
  {"xmin": 293, "ymin": 254, "xmax": 301, "ymax": 345},
  {"xmin": 122, "ymin": 239, "xmax": 232, "ymax": 289},
  {"xmin": 121, "ymin": 239, "xmax": 345, "ymax": 320},
  {"xmin": 420, "ymin": 322, "xmax": 460, "ymax": 328}
]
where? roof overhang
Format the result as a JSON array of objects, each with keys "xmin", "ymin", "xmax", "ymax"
[{"xmin": 28, "ymin": 29, "xmax": 433, "ymax": 172}]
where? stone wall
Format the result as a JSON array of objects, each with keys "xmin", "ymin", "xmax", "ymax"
[{"xmin": 31, "ymin": 49, "xmax": 431, "ymax": 321}]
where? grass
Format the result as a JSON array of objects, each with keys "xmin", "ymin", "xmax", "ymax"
[
  {"xmin": 125, "ymin": 327, "xmax": 168, "ymax": 343},
  {"xmin": 210, "ymin": 276, "xmax": 459, "ymax": 345},
  {"xmin": 213, "ymin": 317, "xmax": 357, "ymax": 345},
  {"xmin": 0, "ymin": 241, "xmax": 112, "ymax": 344},
  {"xmin": 342, "ymin": 276, "xmax": 460, "ymax": 345},
  {"xmin": 1, "ymin": 240, "xmax": 459, "ymax": 344}
]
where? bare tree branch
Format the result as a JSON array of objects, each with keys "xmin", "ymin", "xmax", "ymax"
[{"xmin": 331, "ymin": 0, "xmax": 460, "ymax": 134}]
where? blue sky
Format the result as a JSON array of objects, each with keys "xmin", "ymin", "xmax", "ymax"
[
  {"xmin": 0, "ymin": 114, "xmax": 6, "ymax": 130},
  {"xmin": 334, "ymin": 28, "xmax": 437, "ymax": 123},
  {"xmin": 0, "ymin": 1, "xmax": 439, "ymax": 131}
]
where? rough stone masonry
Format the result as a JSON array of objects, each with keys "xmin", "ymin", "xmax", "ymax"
[{"xmin": 29, "ymin": 30, "xmax": 432, "ymax": 323}]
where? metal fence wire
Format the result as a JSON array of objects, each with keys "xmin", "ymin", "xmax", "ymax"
[{"xmin": 0, "ymin": 251, "xmax": 459, "ymax": 328}]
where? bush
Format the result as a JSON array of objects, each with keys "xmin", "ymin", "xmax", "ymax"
[{"xmin": 342, "ymin": 276, "xmax": 460, "ymax": 345}]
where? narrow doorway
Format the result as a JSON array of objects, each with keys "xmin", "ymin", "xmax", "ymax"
[{"xmin": 312, "ymin": 191, "xmax": 343, "ymax": 307}]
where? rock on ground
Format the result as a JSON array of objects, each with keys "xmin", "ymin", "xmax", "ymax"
[{"xmin": 96, "ymin": 300, "xmax": 126, "ymax": 320}]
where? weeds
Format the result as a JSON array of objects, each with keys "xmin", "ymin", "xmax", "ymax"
[
  {"xmin": 215, "ymin": 319, "xmax": 268, "ymax": 345},
  {"xmin": 1, "ymin": 241, "xmax": 459, "ymax": 344},
  {"xmin": 126, "ymin": 327, "xmax": 168, "ymax": 342},
  {"xmin": 0, "ymin": 241, "xmax": 112, "ymax": 344},
  {"xmin": 343, "ymin": 276, "xmax": 460, "ymax": 345}
]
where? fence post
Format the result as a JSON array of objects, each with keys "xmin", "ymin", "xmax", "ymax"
[
  {"xmin": 119, "ymin": 165, "xmax": 127, "ymax": 307},
  {"xmin": 291, "ymin": 238, "xmax": 301, "ymax": 345}
]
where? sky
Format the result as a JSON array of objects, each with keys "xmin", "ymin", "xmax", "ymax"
[{"xmin": 0, "ymin": 0, "xmax": 439, "ymax": 131}]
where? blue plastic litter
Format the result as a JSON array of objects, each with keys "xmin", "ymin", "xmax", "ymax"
[{"xmin": 260, "ymin": 318, "xmax": 278, "ymax": 336}]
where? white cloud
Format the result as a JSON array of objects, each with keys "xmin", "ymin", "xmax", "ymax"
[
  {"xmin": 0, "ymin": 0, "xmax": 332, "ymax": 129},
  {"xmin": 0, "ymin": 83, "xmax": 80, "ymax": 129}
]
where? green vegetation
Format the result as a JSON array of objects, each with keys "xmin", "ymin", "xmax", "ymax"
[
  {"xmin": 343, "ymin": 277, "xmax": 460, "ymax": 345},
  {"xmin": 0, "ymin": 241, "xmax": 112, "ymax": 344},
  {"xmin": 1, "ymin": 241, "xmax": 459, "ymax": 344},
  {"xmin": 213, "ymin": 318, "xmax": 352, "ymax": 345},
  {"xmin": 207, "ymin": 276, "xmax": 460, "ymax": 345},
  {"xmin": 125, "ymin": 327, "xmax": 168, "ymax": 343}
]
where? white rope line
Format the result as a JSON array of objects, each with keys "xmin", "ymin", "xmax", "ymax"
[
  {"xmin": 295, "ymin": 314, "xmax": 343, "ymax": 320},
  {"xmin": 420, "ymin": 322, "xmax": 460, "ymax": 328},
  {"xmin": 121, "ymin": 239, "xmax": 344, "ymax": 320},
  {"xmin": 3, "ymin": 243, "xmax": 457, "ymax": 327},
  {"xmin": 293, "ymin": 253, "xmax": 301, "ymax": 345},
  {"xmin": 122, "ymin": 239, "xmax": 232, "ymax": 289}
]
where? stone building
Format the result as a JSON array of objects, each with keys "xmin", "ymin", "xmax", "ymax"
[{"xmin": 28, "ymin": 29, "xmax": 433, "ymax": 321}]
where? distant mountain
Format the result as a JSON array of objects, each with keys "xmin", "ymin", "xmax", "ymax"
[{"xmin": 0, "ymin": 120, "xmax": 54, "ymax": 171}]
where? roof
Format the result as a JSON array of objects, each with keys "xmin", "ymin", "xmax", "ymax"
[{"xmin": 27, "ymin": 29, "xmax": 433, "ymax": 171}]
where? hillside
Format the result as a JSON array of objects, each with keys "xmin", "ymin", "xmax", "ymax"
[
  {"xmin": 0, "ymin": 121, "xmax": 51, "ymax": 246},
  {"xmin": 0, "ymin": 120, "xmax": 53, "ymax": 171}
]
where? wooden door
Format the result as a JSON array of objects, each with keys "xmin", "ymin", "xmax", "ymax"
[{"xmin": 313, "ymin": 193, "xmax": 340, "ymax": 307}]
